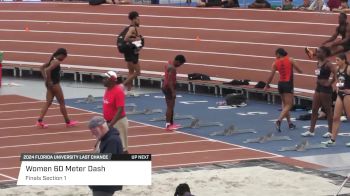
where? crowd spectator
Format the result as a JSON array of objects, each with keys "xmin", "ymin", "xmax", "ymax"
[
  {"xmin": 298, "ymin": 0, "xmax": 311, "ymax": 10},
  {"xmin": 89, "ymin": 0, "xmax": 129, "ymax": 5},
  {"xmin": 332, "ymin": 0, "xmax": 350, "ymax": 12},
  {"xmin": 307, "ymin": 0, "xmax": 324, "ymax": 11},
  {"xmin": 271, "ymin": 0, "xmax": 293, "ymax": 10},
  {"xmin": 222, "ymin": 0, "xmax": 240, "ymax": 7},
  {"xmin": 196, "ymin": 0, "xmax": 239, "ymax": 7},
  {"xmin": 248, "ymin": 0, "xmax": 271, "ymax": 8},
  {"xmin": 327, "ymin": 0, "xmax": 341, "ymax": 10}
]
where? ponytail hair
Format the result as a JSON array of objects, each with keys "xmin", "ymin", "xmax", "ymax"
[
  {"xmin": 47, "ymin": 48, "xmax": 67, "ymax": 65},
  {"xmin": 275, "ymin": 48, "xmax": 288, "ymax": 57}
]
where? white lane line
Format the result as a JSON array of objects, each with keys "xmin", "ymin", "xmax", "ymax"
[
  {"xmin": 0, "ymin": 125, "xmax": 148, "ymax": 139},
  {"xmin": 152, "ymin": 148, "xmax": 241, "ymax": 157},
  {"xmin": 0, "ymin": 107, "xmax": 60, "ymax": 113},
  {"xmin": 0, "ymin": 138, "xmax": 96, "ymax": 149},
  {"xmin": 2, "ymin": 43, "xmax": 316, "ymax": 63},
  {"xmin": 0, "ymin": 173, "xmax": 17, "ymax": 180},
  {"xmin": 0, "ymin": 2, "xmax": 341, "ymax": 15},
  {"xmin": 0, "ymin": 121, "xmax": 89, "ymax": 131},
  {"xmin": 0, "ymin": 112, "xmax": 92, "ymax": 121},
  {"xmin": 0, "ymin": 19, "xmax": 335, "ymax": 37},
  {"xmin": 153, "ymin": 156, "xmax": 280, "ymax": 169},
  {"xmin": 0, "ymin": 100, "xmax": 43, "ymax": 106},
  {"xmin": 0, "ymin": 37, "xmax": 316, "ymax": 49},
  {"xmin": 0, "ymin": 28, "xmax": 330, "ymax": 38},
  {"xmin": 0, "ymin": 10, "xmax": 338, "ymax": 26}
]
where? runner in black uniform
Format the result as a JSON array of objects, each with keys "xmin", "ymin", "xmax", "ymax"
[
  {"xmin": 322, "ymin": 53, "xmax": 350, "ymax": 146},
  {"xmin": 122, "ymin": 11, "xmax": 143, "ymax": 92},
  {"xmin": 322, "ymin": 13, "xmax": 348, "ymax": 46},
  {"xmin": 36, "ymin": 48, "xmax": 77, "ymax": 128},
  {"xmin": 306, "ymin": 13, "xmax": 350, "ymax": 59},
  {"xmin": 302, "ymin": 47, "xmax": 337, "ymax": 137}
]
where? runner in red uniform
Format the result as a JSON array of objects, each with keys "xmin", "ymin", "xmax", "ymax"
[
  {"xmin": 265, "ymin": 48, "xmax": 303, "ymax": 132},
  {"xmin": 162, "ymin": 55, "xmax": 186, "ymax": 131}
]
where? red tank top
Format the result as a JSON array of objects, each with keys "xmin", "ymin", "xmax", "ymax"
[
  {"xmin": 275, "ymin": 56, "xmax": 293, "ymax": 82},
  {"xmin": 163, "ymin": 61, "xmax": 176, "ymax": 88}
]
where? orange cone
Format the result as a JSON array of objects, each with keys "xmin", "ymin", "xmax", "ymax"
[
  {"xmin": 25, "ymin": 27, "xmax": 30, "ymax": 32},
  {"xmin": 195, "ymin": 36, "xmax": 201, "ymax": 41}
]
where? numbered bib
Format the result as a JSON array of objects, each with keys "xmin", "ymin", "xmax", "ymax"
[
  {"xmin": 315, "ymin": 69, "xmax": 320, "ymax": 76},
  {"xmin": 336, "ymin": 82, "xmax": 345, "ymax": 88}
]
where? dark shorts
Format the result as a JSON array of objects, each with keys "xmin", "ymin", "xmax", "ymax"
[
  {"xmin": 278, "ymin": 81, "xmax": 293, "ymax": 94},
  {"xmin": 315, "ymin": 84, "xmax": 333, "ymax": 94},
  {"xmin": 123, "ymin": 48, "xmax": 139, "ymax": 64},
  {"xmin": 338, "ymin": 90, "xmax": 350, "ymax": 100},
  {"xmin": 45, "ymin": 80, "xmax": 60, "ymax": 88},
  {"xmin": 162, "ymin": 87, "xmax": 174, "ymax": 100},
  {"xmin": 341, "ymin": 40, "xmax": 350, "ymax": 52},
  {"xmin": 52, "ymin": 78, "xmax": 60, "ymax": 85}
]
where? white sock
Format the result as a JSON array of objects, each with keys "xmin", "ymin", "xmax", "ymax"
[{"xmin": 165, "ymin": 123, "xmax": 171, "ymax": 127}]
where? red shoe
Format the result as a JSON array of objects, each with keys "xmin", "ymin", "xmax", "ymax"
[
  {"xmin": 172, "ymin": 123, "xmax": 182, "ymax": 129},
  {"xmin": 166, "ymin": 124, "xmax": 179, "ymax": 131},
  {"xmin": 305, "ymin": 47, "xmax": 315, "ymax": 59},
  {"xmin": 66, "ymin": 120, "xmax": 78, "ymax": 128},
  {"xmin": 36, "ymin": 121, "xmax": 48, "ymax": 129}
]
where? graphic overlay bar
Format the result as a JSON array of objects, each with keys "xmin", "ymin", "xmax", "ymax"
[{"xmin": 17, "ymin": 153, "xmax": 151, "ymax": 185}]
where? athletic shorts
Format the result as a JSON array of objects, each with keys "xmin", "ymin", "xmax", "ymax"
[
  {"xmin": 278, "ymin": 81, "xmax": 293, "ymax": 94},
  {"xmin": 162, "ymin": 87, "xmax": 174, "ymax": 100},
  {"xmin": 315, "ymin": 83, "xmax": 333, "ymax": 94},
  {"xmin": 341, "ymin": 40, "xmax": 350, "ymax": 52},
  {"xmin": 124, "ymin": 51, "xmax": 139, "ymax": 64}
]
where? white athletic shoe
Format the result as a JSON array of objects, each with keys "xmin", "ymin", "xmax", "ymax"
[
  {"xmin": 341, "ymin": 116, "xmax": 347, "ymax": 122},
  {"xmin": 301, "ymin": 131, "xmax": 315, "ymax": 137},
  {"xmin": 322, "ymin": 132, "xmax": 332, "ymax": 138},
  {"xmin": 321, "ymin": 139, "xmax": 336, "ymax": 146}
]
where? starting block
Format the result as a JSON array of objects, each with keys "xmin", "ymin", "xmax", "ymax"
[
  {"xmin": 123, "ymin": 103, "xmax": 161, "ymax": 115},
  {"xmin": 127, "ymin": 108, "xmax": 162, "ymax": 115},
  {"xmin": 149, "ymin": 114, "xmax": 195, "ymax": 122},
  {"xmin": 126, "ymin": 92, "xmax": 140, "ymax": 97},
  {"xmin": 181, "ymin": 118, "xmax": 223, "ymax": 129},
  {"xmin": 75, "ymin": 95, "xmax": 102, "ymax": 104},
  {"xmin": 278, "ymin": 140, "xmax": 327, "ymax": 152},
  {"xmin": 243, "ymin": 132, "xmax": 291, "ymax": 143},
  {"xmin": 95, "ymin": 103, "xmax": 137, "ymax": 110},
  {"xmin": 210, "ymin": 125, "xmax": 256, "ymax": 136}
]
